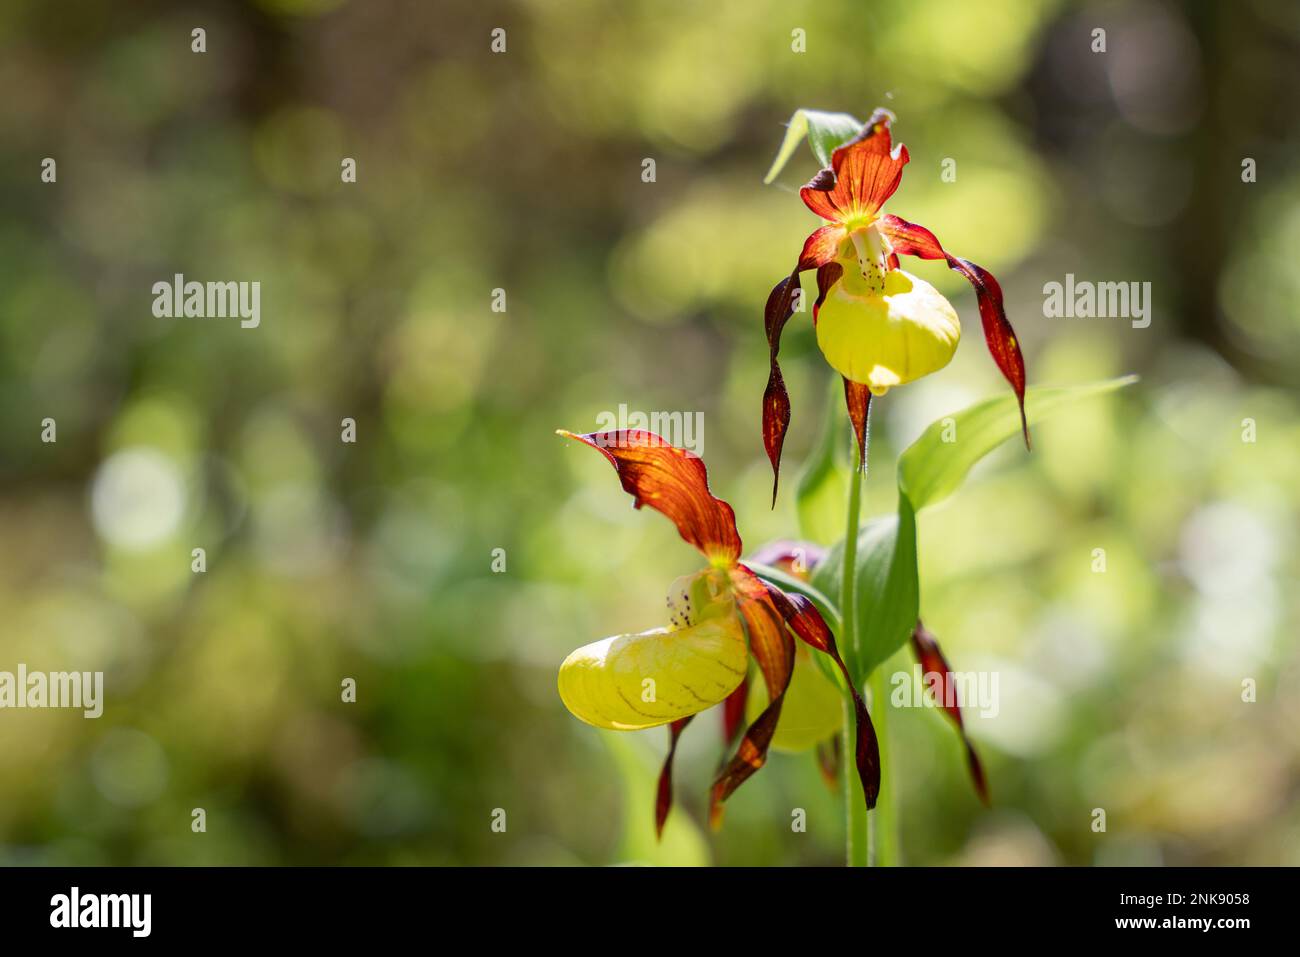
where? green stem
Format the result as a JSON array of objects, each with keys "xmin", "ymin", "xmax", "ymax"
[
  {"xmin": 840, "ymin": 441, "xmax": 868, "ymax": 867},
  {"xmin": 868, "ymin": 664, "xmax": 899, "ymax": 866}
]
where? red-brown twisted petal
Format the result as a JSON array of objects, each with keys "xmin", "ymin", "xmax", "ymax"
[
  {"xmin": 843, "ymin": 378, "xmax": 871, "ymax": 473},
  {"xmin": 911, "ymin": 621, "xmax": 989, "ymax": 805},
  {"xmin": 763, "ymin": 228, "xmax": 848, "ymax": 508},
  {"xmin": 763, "ymin": 258, "xmax": 849, "ymax": 507},
  {"xmin": 558, "ymin": 430, "xmax": 742, "ymax": 564},
  {"xmin": 762, "ymin": 272, "xmax": 799, "ymax": 508},
  {"xmin": 655, "ymin": 716, "xmax": 693, "ymax": 839},
  {"xmin": 722, "ymin": 676, "xmax": 748, "ymax": 748},
  {"xmin": 709, "ymin": 572, "xmax": 795, "ymax": 827},
  {"xmin": 878, "ymin": 214, "xmax": 1029, "ymax": 448},
  {"xmin": 760, "ymin": 576, "xmax": 880, "ymax": 810},
  {"xmin": 800, "ymin": 108, "xmax": 910, "ymax": 222}
]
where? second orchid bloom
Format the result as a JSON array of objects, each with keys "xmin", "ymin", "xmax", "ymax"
[
  {"xmin": 555, "ymin": 429, "xmax": 879, "ymax": 834},
  {"xmin": 763, "ymin": 109, "xmax": 1030, "ymax": 496}
]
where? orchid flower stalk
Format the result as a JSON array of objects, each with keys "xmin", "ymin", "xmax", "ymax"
[
  {"xmin": 760, "ymin": 107, "xmax": 1030, "ymax": 863},
  {"xmin": 553, "ymin": 107, "xmax": 1043, "ymax": 866}
]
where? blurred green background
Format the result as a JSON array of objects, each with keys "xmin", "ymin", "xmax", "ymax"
[{"xmin": 1, "ymin": 0, "xmax": 1297, "ymax": 866}]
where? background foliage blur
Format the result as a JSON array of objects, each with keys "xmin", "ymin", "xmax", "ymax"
[{"xmin": 1, "ymin": 0, "xmax": 1297, "ymax": 866}]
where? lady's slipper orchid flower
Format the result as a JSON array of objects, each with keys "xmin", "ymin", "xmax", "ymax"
[
  {"xmin": 764, "ymin": 108, "xmax": 1030, "ymax": 496},
  {"xmin": 555, "ymin": 429, "xmax": 879, "ymax": 835}
]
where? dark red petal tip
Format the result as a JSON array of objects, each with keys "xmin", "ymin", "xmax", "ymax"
[
  {"xmin": 911, "ymin": 621, "xmax": 990, "ymax": 805},
  {"xmin": 878, "ymin": 214, "xmax": 1029, "ymax": 448},
  {"xmin": 762, "ymin": 272, "xmax": 801, "ymax": 506},
  {"xmin": 655, "ymin": 717, "xmax": 693, "ymax": 839}
]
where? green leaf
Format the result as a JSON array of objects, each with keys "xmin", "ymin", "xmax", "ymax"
[
  {"xmin": 809, "ymin": 377, "xmax": 1138, "ymax": 683},
  {"xmin": 899, "ymin": 376, "xmax": 1139, "ymax": 513},
  {"xmin": 811, "ymin": 500, "xmax": 919, "ymax": 683},
  {"xmin": 794, "ymin": 380, "xmax": 851, "ymax": 545},
  {"xmin": 763, "ymin": 109, "xmax": 863, "ymax": 184}
]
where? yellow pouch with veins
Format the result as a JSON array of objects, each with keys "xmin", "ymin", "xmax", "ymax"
[
  {"xmin": 816, "ymin": 267, "xmax": 960, "ymax": 396},
  {"xmin": 557, "ymin": 570, "xmax": 747, "ymax": 731}
]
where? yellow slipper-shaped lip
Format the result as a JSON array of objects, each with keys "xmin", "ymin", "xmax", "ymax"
[
  {"xmin": 815, "ymin": 268, "xmax": 960, "ymax": 396},
  {"xmin": 558, "ymin": 615, "xmax": 748, "ymax": 731}
]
